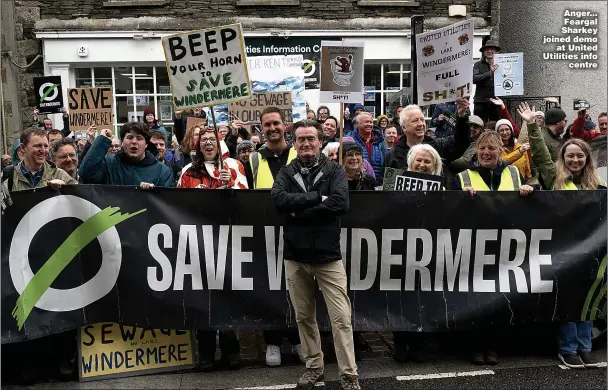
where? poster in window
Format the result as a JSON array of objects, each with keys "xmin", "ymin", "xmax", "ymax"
[{"xmin": 159, "ymin": 104, "xmax": 173, "ymax": 122}]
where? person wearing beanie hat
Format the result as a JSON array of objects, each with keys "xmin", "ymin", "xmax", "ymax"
[
  {"xmin": 235, "ymin": 140, "xmax": 254, "ymax": 165},
  {"xmin": 473, "ymin": 39, "xmax": 501, "ymax": 122},
  {"xmin": 496, "ymin": 119, "xmax": 532, "ymax": 181},
  {"xmin": 143, "ymin": 107, "xmax": 168, "ymax": 140},
  {"xmin": 343, "ymin": 136, "xmax": 376, "ymax": 178},
  {"xmin": 533, "ymin": 107, "xmax": 568, "ymax": 162},
  {"xmin": 534, "ymin": 111, "xmax": 545, "ymax": 127},
  {"xmin": 79, "ymin": 122, "xmax": 174, "ymax": 187},
  {"xmin": 341, "ymin": 141, "xmax": 375, "ymax": 191}
]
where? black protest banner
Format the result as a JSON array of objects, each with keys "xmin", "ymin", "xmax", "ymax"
[
  {"xmin": 67, "ymin": 88, "xmax": 114, "ymax": 132},
  {"xmin": 245, "ymin": 37, "xmax": 339, "ymax": 89},
  {"xmin": 78, "ymin": 323, "xmax": 194, "ymax": 381},
  {"xmin": 382, "ymin": 168, "xmax": 444, "ymax": 191},
  {"xmin": 2, "ymin": 186, "xmax": 606, "ymax": 343},
  {"xmin": 34, "ymin": 76, "xmax": 64, "ymax": 114}
]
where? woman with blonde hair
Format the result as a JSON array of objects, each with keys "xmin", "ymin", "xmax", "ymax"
[
  {"xmin": 406, "ymin": 143, "xmax": 443, "ymax": 176},
  {"xmin": 519, "ymin": 101, "xmax": 604, "ymax": 368},
  {"xmin": 454, "ymin": 131, "xmax": 534, "ymax": 196}
]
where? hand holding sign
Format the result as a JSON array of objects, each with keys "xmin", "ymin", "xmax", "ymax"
[
  {"xmin": 87, "ymin": 126, "xmax": 97, "ymax": 143},
  {"xmin": 491, "ymin": 64, "xmax": 499, "ymax": 72},
  {"xmin": 101, "ymin": 128, "xmax": 113, "ymax": 139},
  {"xmin": 455, "ymin": 96, "xmax": 470, "ymax": 118}
]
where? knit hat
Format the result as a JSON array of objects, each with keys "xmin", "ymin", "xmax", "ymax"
[
  {"xmin": 143, "ymin": 107, "xmax": 155, "ymax": 118},
  {"xmin": 237, "ymin": 140, "xmax": 254, "ymax": 153},
  {"xmin": 585, "ymin": 119, "xmax": 597, "ymax": 132},
  {"xmin": 545, "ymin": 108, "xmax": 567, "ymax": 125},
  {"xmin": 495, "ymin": 119, "xmax": 513, "ymax": 132},
  {"xmin": 468, "ymin": 115, "xmax": 484, "ymax": 127},
  {"xmin": 342, "ymin": 141, "xmax": 363, "ymax": 158}
]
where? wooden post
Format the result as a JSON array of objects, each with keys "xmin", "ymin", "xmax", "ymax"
[{"xmin": 338, "ymin": 103, "xmax": 345, "ymax": 164}]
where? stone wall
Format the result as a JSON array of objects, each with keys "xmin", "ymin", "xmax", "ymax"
[
  {"xmin": 1, "ymin": 0, "xmax": 46, "ymax": 149},
  {"xmin": 38, "ymin": 0, "xmax": 490, "ymax": 22}
]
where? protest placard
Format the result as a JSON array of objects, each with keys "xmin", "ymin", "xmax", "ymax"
[
  {"xmin": 417, "ymin": 19, "xmax": 474, "ymax": 105},
  {"xmin": 78, "ymin": 323, "xmax": 194, "ymax": 381},
  {"xmin": 319, "ymin": 41, "xmax": 364, "ymax": 104},
  {"xmin": 162, "ymin": 24, "xmax": 251, "ymax": 110},
  {"xmin": 382, "ymin": 168, "xmax": 444, "ymax": 191},
  {"xmin": 229, "ymin": 92, "xmax": 292, "ymax": 124},
  {"xmin": 494, "ymin": 53, "xmax": 524, "ymax": 96},
  {"xmin": 247, "ymin": 55, "xmax": 306, "ymax": 122},
  {"xmin": 67, "ymin": 87, "xmax": 113, "ymax": 132},
  {"xmin": 34, "ymin": 76, "xmax": 64, "ymax": 115}
]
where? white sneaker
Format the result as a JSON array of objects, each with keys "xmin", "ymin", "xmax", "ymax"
[
  {"xmin": 292, "ymin": 344, "xmax": 306, "ymax": 364},
  {"xmin": 266, "ymin": 344, "xmax": 281, "ymax": 367}
]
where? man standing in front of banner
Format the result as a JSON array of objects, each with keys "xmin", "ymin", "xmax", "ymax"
[
  {"xmin": 271, "ymin": 120, "xmax": 360, "ymax": 390},
  {"xmin": 243, "ymin": 106, "xmax": 304, "ymax": 367}
]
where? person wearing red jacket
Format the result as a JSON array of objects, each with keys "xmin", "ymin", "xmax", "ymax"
[{"xmin": 569, "ymin": 108, "xmax": 603, "ymax": 142}]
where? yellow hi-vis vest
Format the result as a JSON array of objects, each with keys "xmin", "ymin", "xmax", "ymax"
[
  {"xmin": 564, "ymin": 180, "xmax": 579, "ymax": 190},
  {"xmin": 457, "ymin": 165, "xmax": 522, "ymax": 191},
  {"xmin": 250, "ymin": 147, "xmax": 297, "ymax": 189}
]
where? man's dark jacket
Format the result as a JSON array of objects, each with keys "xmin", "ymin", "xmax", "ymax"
[
  {"xmin": 382, "ymin": 115, "xmax": 471, "ymax": 185},
  {"xmin": 271, "ymin": 159, "xmax": 348, "ymax": 264}
]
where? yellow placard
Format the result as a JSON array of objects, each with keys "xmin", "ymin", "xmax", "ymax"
[{"xmin": 79, "ymin": 323, "xmax": 194, "ymax": 380}]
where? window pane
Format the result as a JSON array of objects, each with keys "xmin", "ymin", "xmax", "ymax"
[
  {"xmin": 363, "ymin": 64, "xmax": 381, "ymax": 90},
  {"xmin": 158, "ymin": 101, "xmax": 173, "ymax": 123},
  {"xmin": 115, "ymin": 67, "xmax": 133, "ymax": 94},
  {"xmin": 94, "ymin": 67, "xmax": 112, "ymax": 88},
  {"xmin": 135, "ymin": 67, "xmax": 154, "ymax": 92},
  {"xmin": 156, "ymin": 66, "xmax": 171, "ymax": 93},
  {"xmin": 116, "ymin": 95, "xmax": 136, "ymax": 123},
  {"xmin": 402, "ymin": 63, "xmax": 412, "ymax": 88},
  {"xmin": 75, "ymin": 68, "xmax": 92, "ymax": 88},
  {"xmin": 133, "ymin": 95, "xmax": 152, "ymax": 111},
  {"xmin": 383, "ymin": 64, "xmax": 400, "ymax": 90}
]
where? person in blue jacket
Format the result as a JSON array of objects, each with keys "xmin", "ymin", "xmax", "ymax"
[
  {"xmin": 346, "ymin": 111, "xmax": 387, "ymax": 185},
  {"xmin": 79, "ymin": 122, "xmax": 174, "ymax": 187}
]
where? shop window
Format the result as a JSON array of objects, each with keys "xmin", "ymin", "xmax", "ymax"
[
  {"xmin": 75, "ymin": 68, "xmax": 92, "ymax": 88},
  {"xmin": 363, "ymin": 62, "xmax": 412, "ymax": 117}
]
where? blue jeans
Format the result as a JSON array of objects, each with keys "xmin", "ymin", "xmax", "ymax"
[{"xmin": 559, "ymin": 321, "xmax": 592, "ymax": 354}]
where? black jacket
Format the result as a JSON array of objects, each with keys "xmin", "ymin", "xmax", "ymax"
[
  {"xmin": 472, "ymin": 58, "xmax": 495, "ymax": 103},
  {"xmin": 271, "ymin": 159, "xmax": 349, "ymax": 264},
  {"xmin": 382, "ymin": 116, "xmax": 471, "ymax": 183}
]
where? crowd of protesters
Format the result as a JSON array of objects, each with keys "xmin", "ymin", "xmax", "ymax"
[{"xmin": 2, "ymin": 41, "xmax": 607, "ymax": 389}]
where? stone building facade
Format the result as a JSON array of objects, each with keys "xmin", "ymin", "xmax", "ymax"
[{"xmin": 1, "ymin": 0, "xmax": 496, "ymax": 148}]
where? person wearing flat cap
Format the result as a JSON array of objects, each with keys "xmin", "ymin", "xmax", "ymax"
[{"xmin": 473, "ymin": 40, "xmax": 501, "ymax": 123}]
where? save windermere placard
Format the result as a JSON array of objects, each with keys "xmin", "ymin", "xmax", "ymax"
[
  {"xmin": 67, "ymin": 88, "xmax": 114, "ymax": 132},
  {"xmin": 78, "ymin": 323, "xmax": 194, "ymax": 381},
  {"xmin": 162, "ymin": 24, "xmax": 251, "ymax": 110}
]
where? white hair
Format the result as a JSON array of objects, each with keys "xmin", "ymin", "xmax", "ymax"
[
  {"xmin": 399, "ymin": 104, "xmax": 424, "ymax": 128},
  {"xmin": 406, "ymin": 143, "xmax": 443, "ymax": 176},
  {"xmin": 322, "ymin": 142, "xmax": 340, "ymax": 157},
  {"xmin": 353, "ymin": 111, "xmax": 373, "ymax": 124}
]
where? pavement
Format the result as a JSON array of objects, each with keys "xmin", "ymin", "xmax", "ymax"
[{"xmin": 2, "ymin": 340, "xmax": 606, "ymax": 389}]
